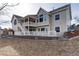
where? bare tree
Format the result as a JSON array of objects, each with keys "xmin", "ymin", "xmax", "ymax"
[
  {"xmin": 0, "ymin": 3, "xmax": 19, "ymax": 15},
  {"xmin": 0, "ymin": 3, "xmax": 19, "ymax": 28}
]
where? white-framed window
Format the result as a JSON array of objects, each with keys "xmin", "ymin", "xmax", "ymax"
[
  {"xmin": 55, "ymin": 27, "xmax": 60, "ymax": 32},
  {"xmin": 41, "ymin": 28, "xmax": 48, "ymax": 31},
  {"xmin": 38, "ymin": 14, "xmax": 48, "ymax": 22},
  {"xmin": 45, "ymin": 28, "xmax": 48, "ymax": 31},
  {"xmin": 38, "ymin": 14, "xmax": 43, "ymax": 22},
  {"xmin": 25, "ymin": 19, "xmax": 28, "ymax": 22},
  {"xmin": 41, "ymin": 28, "xmax": 45, "ymax": 31},
  {"xmin": 55, "ymin": 14, "xmax": 60, "ymax": 20},
  {"xmin": 38, "ymin": 27, "xmax": 48, "ymax": 32},
  {"xmin": 14, "ymin": 19, "xmax": 17, "ymax": 25},
  {"xmin": 38, "ymin": 28, "xmax": 40, "ymax": 31},
  {"xmin": 44, "ymin": 14, "xmax": 47, "ymax": 21}
]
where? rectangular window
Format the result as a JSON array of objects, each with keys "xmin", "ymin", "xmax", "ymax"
[
  {"xmin": 14, "ymin": 19, "xmax": 17, "ymax": 25},
  {"xmin": 30, "ymin": 28, "xmax": 36, "ymax": 31},
  {"xmin": 45, "ymin": 28, "xmax": 48, "ymax": 31},
  {"xmin": 44, "ymin": 15, "xmax": 47, "ymax": 21},
  {"xmin": 32, "ymin": 20, "xmax": 35, "ymax": 23},
  {"xmin": 55, "ymin": 14, "xmax": 60, "ymax": 20},
  {"xmin": 39, "ymin": 14, "xmax": 43, "ymax": 22},
  {"xmin": 40, "ymin": 14, "xmax": 43, "ymax": 17},
  {"xmin": 55, "ymin": 27, "xmax": 60, "ymax": 32},
  {"xmin": 37, "ymin": 19, "xmax": 38, "ymax": 23},
  {"xmin": 38, "ymin": 28, "xmax": 40, "ymax": 31},
  {"xmin": 25, "ymin": 19, "xmax": 28, "ymax": 22},
  {"xmin": 41, "ymin": 28, "xmax": 45, "ymax": 31},
  {"xmin": 39, "ymin": 18, "xmax": 43, "ymax": 22}
]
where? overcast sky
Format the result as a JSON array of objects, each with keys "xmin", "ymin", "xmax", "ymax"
[{"xmin": 0, "ymin": 0, "xmax": 79, "ymax": 29}]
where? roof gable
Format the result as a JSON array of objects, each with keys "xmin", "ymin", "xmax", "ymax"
[
  {"xmin": 11, "ymin": 14, "xmax": 23, "ymax": 22},
  {"xmin": 37, "ymin": 7, "xmax": 48, "ymax": 15},
  {"xmin": 48, "ymin": 4, "xmax": 72, "ymax": 20},
  {"xmin": 49, "ymin": 4, "xmax": 71, "ymax": 13}
]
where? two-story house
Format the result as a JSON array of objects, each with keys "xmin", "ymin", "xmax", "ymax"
[{"xmin": 11, "ymin": 4, "xmax": 72, "ymax": 37}]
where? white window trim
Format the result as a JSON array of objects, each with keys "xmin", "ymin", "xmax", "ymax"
[{"xmin": 54, "ymin": 13, "xmax": 60, "ymax": 21}]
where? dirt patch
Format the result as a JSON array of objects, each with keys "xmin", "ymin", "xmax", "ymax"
[
  {"xmin": 0, "ymin": 46, "xmax": 19, "ymax": 56},
  {"xmin": 0, "ymin": 37, "xmax": 79, "ymax": 56}
]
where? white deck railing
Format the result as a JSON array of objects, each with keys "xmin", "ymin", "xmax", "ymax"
[
  {"xmin": 24, "ymin": 31, "xmax": 63, "ymax": 37},
  {"xmin": 15, "ymin": 31, "xmax": 64, "ymax": 37}
]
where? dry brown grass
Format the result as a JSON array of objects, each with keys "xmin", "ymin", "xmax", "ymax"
[{"xmin": 0, "ymin": 38, "xmax": 79, "ymax": 56}]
